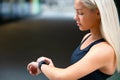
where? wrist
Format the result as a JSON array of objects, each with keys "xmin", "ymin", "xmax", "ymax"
[{"xmin": 38, "ymin": 61, "xmax": 47, "ymax": 71}]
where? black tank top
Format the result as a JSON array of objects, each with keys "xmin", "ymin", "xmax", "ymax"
[{"xmin": 71, "ymin": 35, "xmax": 112, "ymax": 80}]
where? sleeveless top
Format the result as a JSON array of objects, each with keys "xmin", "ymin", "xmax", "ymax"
[{"xmin": 71, "ymin": 35, "xmax": 112, "ymax": 80}]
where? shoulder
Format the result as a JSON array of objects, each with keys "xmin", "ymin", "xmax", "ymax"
[
  {"xmin": 91, "ymin": 42, "xmax": 115, "ymax": 56},
  {"xmin": 88, "ymin": 42, "xmax": 115, "ymax": 65}
]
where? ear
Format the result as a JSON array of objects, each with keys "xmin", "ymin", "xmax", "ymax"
[{"xmin": 96, "ymin": 9, "xmax": 101, "ymax": 19}]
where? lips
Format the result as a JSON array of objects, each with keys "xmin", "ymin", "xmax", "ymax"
[
  {"xmin": 77, "ymin": 23, "xmax": 80, "ymax": 26},
  {"xmin": 77, "ymin": 22, "xmax": 81, "ymax": 26}
]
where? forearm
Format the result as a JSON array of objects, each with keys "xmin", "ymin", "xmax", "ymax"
[
  {"xmin": 41, "ymin": 64, "xmax": 65, "ymax": 80},
  {"xmin": 41, "ymin": 64, "xmax": 78, "ymax": 80}
]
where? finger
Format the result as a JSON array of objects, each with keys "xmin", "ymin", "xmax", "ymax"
[
  {"xmin": 27, "ymin": 62, "xmax": 34, "ymax": 70},
  {"xmin": 37, "ymin": 56, "xmax": 46, "ymax": 62},
  {"xmin": 37, "ymin": 57, "xmax": 54, "ymax": 66},
  {"xmin": 27, "ymin": 64, "xmax": 32, "ymax": 70},
  {"xmin": 27, "ymin": 61, "xmax": 37, "ymax": 70}
]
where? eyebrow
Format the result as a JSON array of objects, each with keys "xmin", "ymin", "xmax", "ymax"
[
  {"xmin": 74, "ymin": 6, "xmax": 85, "ymax": 11},
  {"xmin": 75, "ymin": 8, "xmax": 85, "ymax": 12},
  {"xmin": 76, "ymin": 9, "xmax": 83, "ymax": 11}
]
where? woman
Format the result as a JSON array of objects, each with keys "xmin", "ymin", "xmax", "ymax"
[{"xmin": 27, "ymin": 0, "xmax": 120, "ymax": 80}]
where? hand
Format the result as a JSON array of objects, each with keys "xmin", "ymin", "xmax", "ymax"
[
  {"xmin": 27, "ymin": 61, "xmax": 41, "ymax": 76},
  {"xmin": 37, "ymin": 56, "xmax": 54, "ymax": 67}
]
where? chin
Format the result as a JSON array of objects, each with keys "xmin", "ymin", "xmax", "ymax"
[
  {"xmin": 79, "ymin": 27, "xmax": 85, "ymax": 31},
  {"xmin": 79, "ymin": 28, "xmax": 89, "ymax": 31}
]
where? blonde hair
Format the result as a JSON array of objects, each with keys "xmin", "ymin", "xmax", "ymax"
[{"xmin": 82, "ymin": 0, "xmax": 120, "ymax": 72}]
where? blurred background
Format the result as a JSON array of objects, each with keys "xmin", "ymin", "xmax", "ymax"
[{"xmin": 0, "ymin": 0, "xmax": 120, "ymax": 80}]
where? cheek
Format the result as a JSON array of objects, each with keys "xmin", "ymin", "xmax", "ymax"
[
  {"xmin": 84, "ymin": 16, "xmax": 96, "ymax": 26},
  {"xmin": 79, "ymin": 16, "xmax": 96, "ymax": 30},
  {"xmin": 80, "ymin": 16, "xmax": 91, "ymax": 26}
]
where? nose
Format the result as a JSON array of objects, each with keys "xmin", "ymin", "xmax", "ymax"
[
  {"xmin": 74, "ymin": 14, "xmax": 77, "ymax": 20},
  {"xmin": 74, "ymin": 14, "xmax": 78, "ymax": 21}
]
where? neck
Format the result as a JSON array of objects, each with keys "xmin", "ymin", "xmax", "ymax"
[{"xmin": 90, "ymin": 26, "xmax": 102, "ymax": 40}]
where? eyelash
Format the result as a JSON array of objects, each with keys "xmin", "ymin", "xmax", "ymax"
[
  {"xmin": 76, "ymin": 12, "xmax": 84, "ymax": 15},
  {"xmin": 79, "ymin": 13, "xmax": 84, "ymax": 15},
  {"xmin": 76, "ymin": 11, "xmax": 84, "ymax": 15}
]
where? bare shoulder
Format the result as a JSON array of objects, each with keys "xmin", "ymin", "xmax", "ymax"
[
  {"xmin": 88, "ymin": 42, "xmax": 115, "ymax": 63},
  {"xmin": 91, "ymin": 42, "xmax": 115, "ymax": 56}
]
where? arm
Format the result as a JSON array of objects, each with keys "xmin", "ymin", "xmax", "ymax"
[
  {"xmin": 27, "ymin": 42, "xmax": 115, "ymax": 80},
  {"xmin": 41, "ymin": 42, "xmax": 115, "ymax": 80}
]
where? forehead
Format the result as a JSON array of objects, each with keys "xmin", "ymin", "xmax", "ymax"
[{"xmin": 74, "ymin": 0, "xmax": 86, "ymax": 10}]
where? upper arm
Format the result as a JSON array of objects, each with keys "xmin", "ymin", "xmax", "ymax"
[{"xmin": 61, "ymin": 43, "xmax": 115, "ymax": 80}]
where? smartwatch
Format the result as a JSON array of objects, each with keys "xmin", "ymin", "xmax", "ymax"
[{"xmin": 38, "ymin": 61, "xmax": 47, "ymax": 70}]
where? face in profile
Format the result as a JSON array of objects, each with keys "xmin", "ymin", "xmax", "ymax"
[{"xmin": 74, "ymin": 0, "xmax": 101, "ymax": 31}]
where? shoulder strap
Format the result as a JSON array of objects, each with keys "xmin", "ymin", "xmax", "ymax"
[
  {"xmin": 81, "ymin": 34, "xmax": 91, "ymax": 45},
  {"xmin": 85, "ymin": 38, "xmax": 105, "ymax": 51}
]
